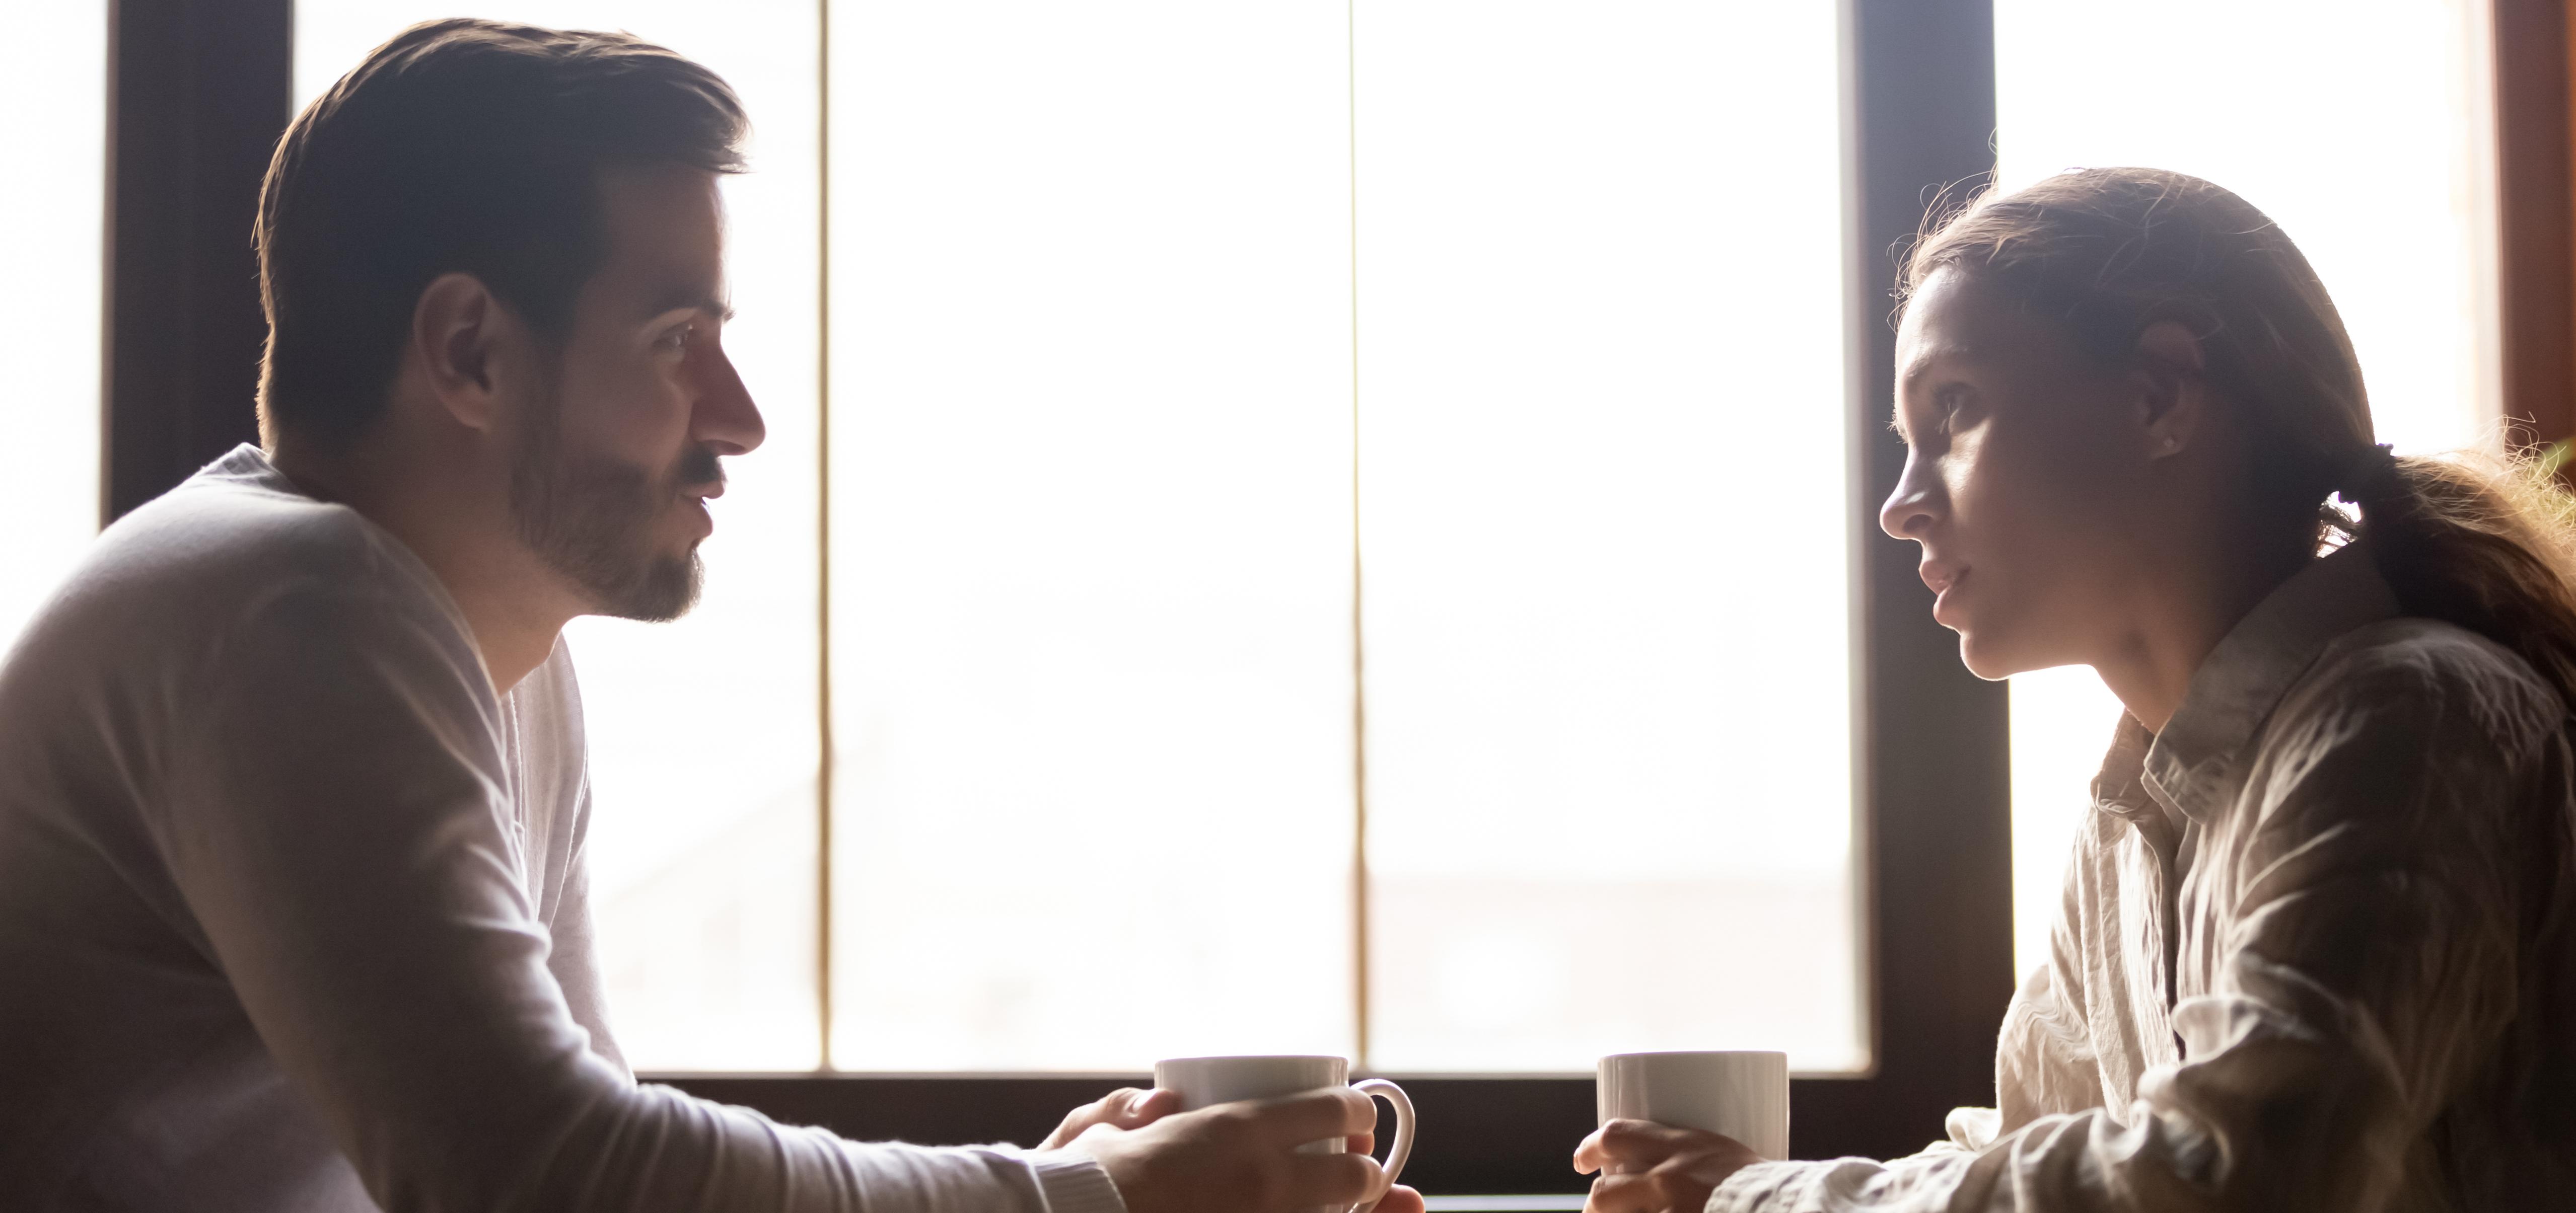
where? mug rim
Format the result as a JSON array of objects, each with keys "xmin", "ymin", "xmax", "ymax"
[
  {"xmin": 1155, "ymin": 1053, "xmax": 1352, "ymax": 1067},
  {"xmin": 1597, "ymin": 1049, "xmax": 1786, "ymax": 1060}
]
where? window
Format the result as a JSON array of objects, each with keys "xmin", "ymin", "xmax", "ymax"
[
  {"xmin": 297, "ymin": 1, "xmax": 1865, "ymax": 1075},
  {"xmin": 1352, "ymin": 2, "xmax": 1855, "ymax": 1073},
  {"xmin": 1992, "ymin": 0, "xmax": 2503, "ymax": 976},
  {"xmin": 4, "ymin": 2, "xmax": 106, "ymax": 652}
]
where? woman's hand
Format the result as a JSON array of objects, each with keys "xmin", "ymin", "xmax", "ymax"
[{"xmin": 1573, "ymin": 1118, "xmax": 1764, "ymax": 1213}]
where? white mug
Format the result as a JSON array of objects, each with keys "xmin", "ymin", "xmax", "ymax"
[
  {"xmin": 1596, "ymin": 1050, "xmax": 1789, "ymax": 1161},
  {"xmin": 1153, "ymin": 1054, "xmax": 1416, "ymax": 1213}
]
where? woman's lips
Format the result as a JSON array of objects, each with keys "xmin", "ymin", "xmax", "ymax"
[{"xmin": 1922, "ymin": 562, "xmax": 1968, "ymax": 624}]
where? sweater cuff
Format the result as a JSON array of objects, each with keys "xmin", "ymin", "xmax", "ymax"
[{"xmin": 1029, "ymin": 1151, "xmax": 1128, "ymax": 1213}]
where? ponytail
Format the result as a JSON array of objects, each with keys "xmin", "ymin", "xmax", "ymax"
[{"xmin": 2343, "ymin": 449, "xmax": 2576, "ymax": 711}]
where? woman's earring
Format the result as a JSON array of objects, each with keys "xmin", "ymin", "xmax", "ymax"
[{"xmin": 2163, "ymin": 437, "xmax": 2180, "ymax": 452}]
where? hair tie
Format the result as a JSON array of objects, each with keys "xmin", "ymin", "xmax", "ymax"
[{"xmin": 2333, "ymin": 442, "xmax": 2396, "ymax": 496}]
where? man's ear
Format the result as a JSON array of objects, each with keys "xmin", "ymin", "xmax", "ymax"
[
  {"xmin": 2131, "ymin": 319, "xmax": 2209, "ymax": 462},
  {"xmin": 410, "ymin": 272, "xmax": 518, "ymax": 434}
]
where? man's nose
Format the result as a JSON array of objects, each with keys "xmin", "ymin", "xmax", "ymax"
[{"xmin": 693, "ymin": 348, "xmax": 765, "ymax": 457}]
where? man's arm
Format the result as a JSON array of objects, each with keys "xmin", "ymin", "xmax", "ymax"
[
  {"xmin": 155, "ymin": 576, "xmax": 1417, "ymax": 1213},
  {"xmin": 154, "ymin": 578, "xmax": 1117, "ymax": 1212}
]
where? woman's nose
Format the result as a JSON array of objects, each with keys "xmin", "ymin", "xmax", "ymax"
[{"xmin": 1879, "ymin": 457, "xmax": 1940, "ymax": 541}]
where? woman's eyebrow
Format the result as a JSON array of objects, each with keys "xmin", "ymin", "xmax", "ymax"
[{"xmin": 1898, "ymin": 342, "xmax": 1977, "ymax": 392}]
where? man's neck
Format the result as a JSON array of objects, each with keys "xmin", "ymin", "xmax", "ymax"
[{"xmin": 269, "ymin": 437, "xmax": 577, "ymax": 696}]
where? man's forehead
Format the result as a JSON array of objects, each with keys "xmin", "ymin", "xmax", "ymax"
[{"xmin": 595, "ymin": 160, "xmax": 727, "ymax": 311}]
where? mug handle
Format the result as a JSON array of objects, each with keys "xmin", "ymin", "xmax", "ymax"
[{"xmin": 1347, "ymin": 1078, "xmax": 1416, "ymax": 1213}]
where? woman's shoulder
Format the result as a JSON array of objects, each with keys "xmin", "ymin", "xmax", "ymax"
[{"xmin": 2283, "ymin": 616, "xmax": 2565, "ymax": 761}]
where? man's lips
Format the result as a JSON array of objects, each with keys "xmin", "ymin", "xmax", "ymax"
[
  {"xmin": 678, "ymin": 488, "xmax": 718, "ymax": 539},
  {"xmin": 1919, "ymin": 560, "xmax": 1964, "ymax": 596}
]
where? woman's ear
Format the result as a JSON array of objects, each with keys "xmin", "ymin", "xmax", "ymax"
[{"xmin": 2131, "ymin": 319, "xmax": 2209, "ymax": 462}]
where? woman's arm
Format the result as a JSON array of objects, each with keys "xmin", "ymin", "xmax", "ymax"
[
  {"xmin": 1584, "ymin": 645, "xmax": 2543, "ymax": 1213},
  {"xmin": 1700, "ymin": 649, "xmax": 2540, "ymax": 1213}
]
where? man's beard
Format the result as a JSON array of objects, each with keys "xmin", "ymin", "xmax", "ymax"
[{"xmin": 509, "ymin": 399, "xmax": 720, "ymax": 623}]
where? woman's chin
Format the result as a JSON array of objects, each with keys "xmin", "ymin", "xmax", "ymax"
[{"xmin": 1955, "ymin": 630, "xmax": 2022, "ymax": 683}]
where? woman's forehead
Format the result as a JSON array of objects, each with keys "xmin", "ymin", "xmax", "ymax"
[{"xmin": 1899, "ymin": 268, "xmax": 2080, "ymax": 374}]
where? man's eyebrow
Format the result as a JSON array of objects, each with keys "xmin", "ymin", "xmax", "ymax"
[{"xmin": 646, "ymin": 287, "xmax": 734, "ymax": 322}]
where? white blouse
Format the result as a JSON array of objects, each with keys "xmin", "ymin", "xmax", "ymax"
[{"xmin": 1716, "ymin": 542, "xmax": 2576, "ymax": 1211}]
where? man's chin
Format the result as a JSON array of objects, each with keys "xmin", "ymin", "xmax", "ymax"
[{"xmin": 592, "ymin": 552, "xmax": 703, "ymax": 623}]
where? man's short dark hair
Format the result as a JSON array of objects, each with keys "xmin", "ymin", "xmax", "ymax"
[{"xmin": 255, "ymin": 19, "xmax": 747, "ymax": 447}]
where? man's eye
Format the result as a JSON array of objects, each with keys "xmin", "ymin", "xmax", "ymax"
[{"xmin": 657, "ymin": 328, "xmax": 693, "ymax": 353}]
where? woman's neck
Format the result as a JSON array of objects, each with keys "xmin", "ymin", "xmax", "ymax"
[{"xmin": 2093, "ymin": 537, "xmax": 2310, "ymax": 733}]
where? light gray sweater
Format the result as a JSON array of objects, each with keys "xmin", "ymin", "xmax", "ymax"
[{"xmin": 0, "ymin": 445, "xmax": 1122, "ymax": 1213}]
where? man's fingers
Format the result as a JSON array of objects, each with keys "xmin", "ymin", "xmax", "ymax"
[
  {"xmin": 1242, "ymin": 1086, "xmax": 1377, "ymax": 1147},
  {"xmin": 1118, "ymin": 1087, "xmax": 1183, "ymax": 1127},
  {"xmin": 1280, "ymin": 1149, "xmax": 1387, "ymax": 1207},
  {"xmin": 1374, "ymin": 1184, "xmax": 1429, "ymax": 1213},
  {"xmin": 1041, "ymin": 1086, "xmax": 1188, "ymax": 1151},
  {"xmin": 1345, "ymin": 1131, "xmax": 1375, "ymax": 1156}
]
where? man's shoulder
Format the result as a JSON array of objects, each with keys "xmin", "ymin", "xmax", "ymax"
[{"xmin": 10, "ymin": 451, "xmax": 463, "ymax": 685}]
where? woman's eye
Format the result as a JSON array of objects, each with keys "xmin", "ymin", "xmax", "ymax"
[
  {"xmin": 657, "ymin": 328, "xmax": 693, "ymax": 354},
  {"xmin": 1933, "ymin": 387, "xmax": 1970, "ymax": 433}
]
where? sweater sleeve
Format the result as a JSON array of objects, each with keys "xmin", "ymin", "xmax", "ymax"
[
  {"xmin": 541, "ymin": 778, "xmax": 627, "ymax": 1075},
  {"xmin": 154, "ymin": 575, "xmax": 1120, "ymax": 1213}
]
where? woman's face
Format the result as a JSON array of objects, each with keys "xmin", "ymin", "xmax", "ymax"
[{"xmin": 1879, "ymin": 267, "xmax": 2154, "ymax": 679}]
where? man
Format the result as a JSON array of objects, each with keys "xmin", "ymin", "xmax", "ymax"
[{"xmin": 0, "ymin": 20, "xmax": 1421, "ymax": 1213}]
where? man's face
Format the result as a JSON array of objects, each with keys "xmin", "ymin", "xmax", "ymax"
[{"xmin": 510, "ymin": 160, "xmax": 763, "ymax": 622}]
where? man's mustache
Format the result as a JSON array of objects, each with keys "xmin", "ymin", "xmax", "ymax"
[{"xmin": 672, "ymin": 444, "xmax": 724, "ymax": 495}]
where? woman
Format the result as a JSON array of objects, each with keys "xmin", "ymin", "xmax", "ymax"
[{"xmin": 1578, "ymin": 168, "xmax": 2576, "ymax": 1211}]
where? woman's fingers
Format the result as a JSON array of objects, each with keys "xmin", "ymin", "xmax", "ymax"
[
  {"xmin": 1586, "ymin": 1169, "xmax": 1688, "ymax": 1213},
  {"xmin": 1579, "ymin": 1125, "xmax": 1765, "ymax": 1213},
  {"xmin": 1575, "ymin": 1118, "xmax": 1705, "ymax": 1175}
]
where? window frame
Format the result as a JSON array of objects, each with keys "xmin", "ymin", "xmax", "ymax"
[{"xmin": 113, "ymin": 0, "xmax": 2561, "ymax": 1192}]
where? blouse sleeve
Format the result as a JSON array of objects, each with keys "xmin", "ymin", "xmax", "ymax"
[{"xmin": 1708, "ymin": 643, "xmax": 2546, "ymax": 1213}]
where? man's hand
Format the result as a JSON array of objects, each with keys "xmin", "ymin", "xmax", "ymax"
[
  {"xmin": 1057, "ymin": 1086, "xmax": 1425, "ymax": 1213},
  {"xmin": 1573, "ymin": 1118, "xmax": 1764, "ymax": 1213},
  {"xmin": 1041, "ymin": 1087, "xmax": 1183, "ymax": 1151}
]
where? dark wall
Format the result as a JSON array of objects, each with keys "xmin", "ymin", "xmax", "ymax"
[{"xmin": 104, "ymin": 0, "xmax": 292, "ymax": 522}]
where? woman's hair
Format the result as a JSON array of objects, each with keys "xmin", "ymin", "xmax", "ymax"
[{"xmin": 1900, "ymin": 167, "xmax": 2576, "ymax": 709}]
